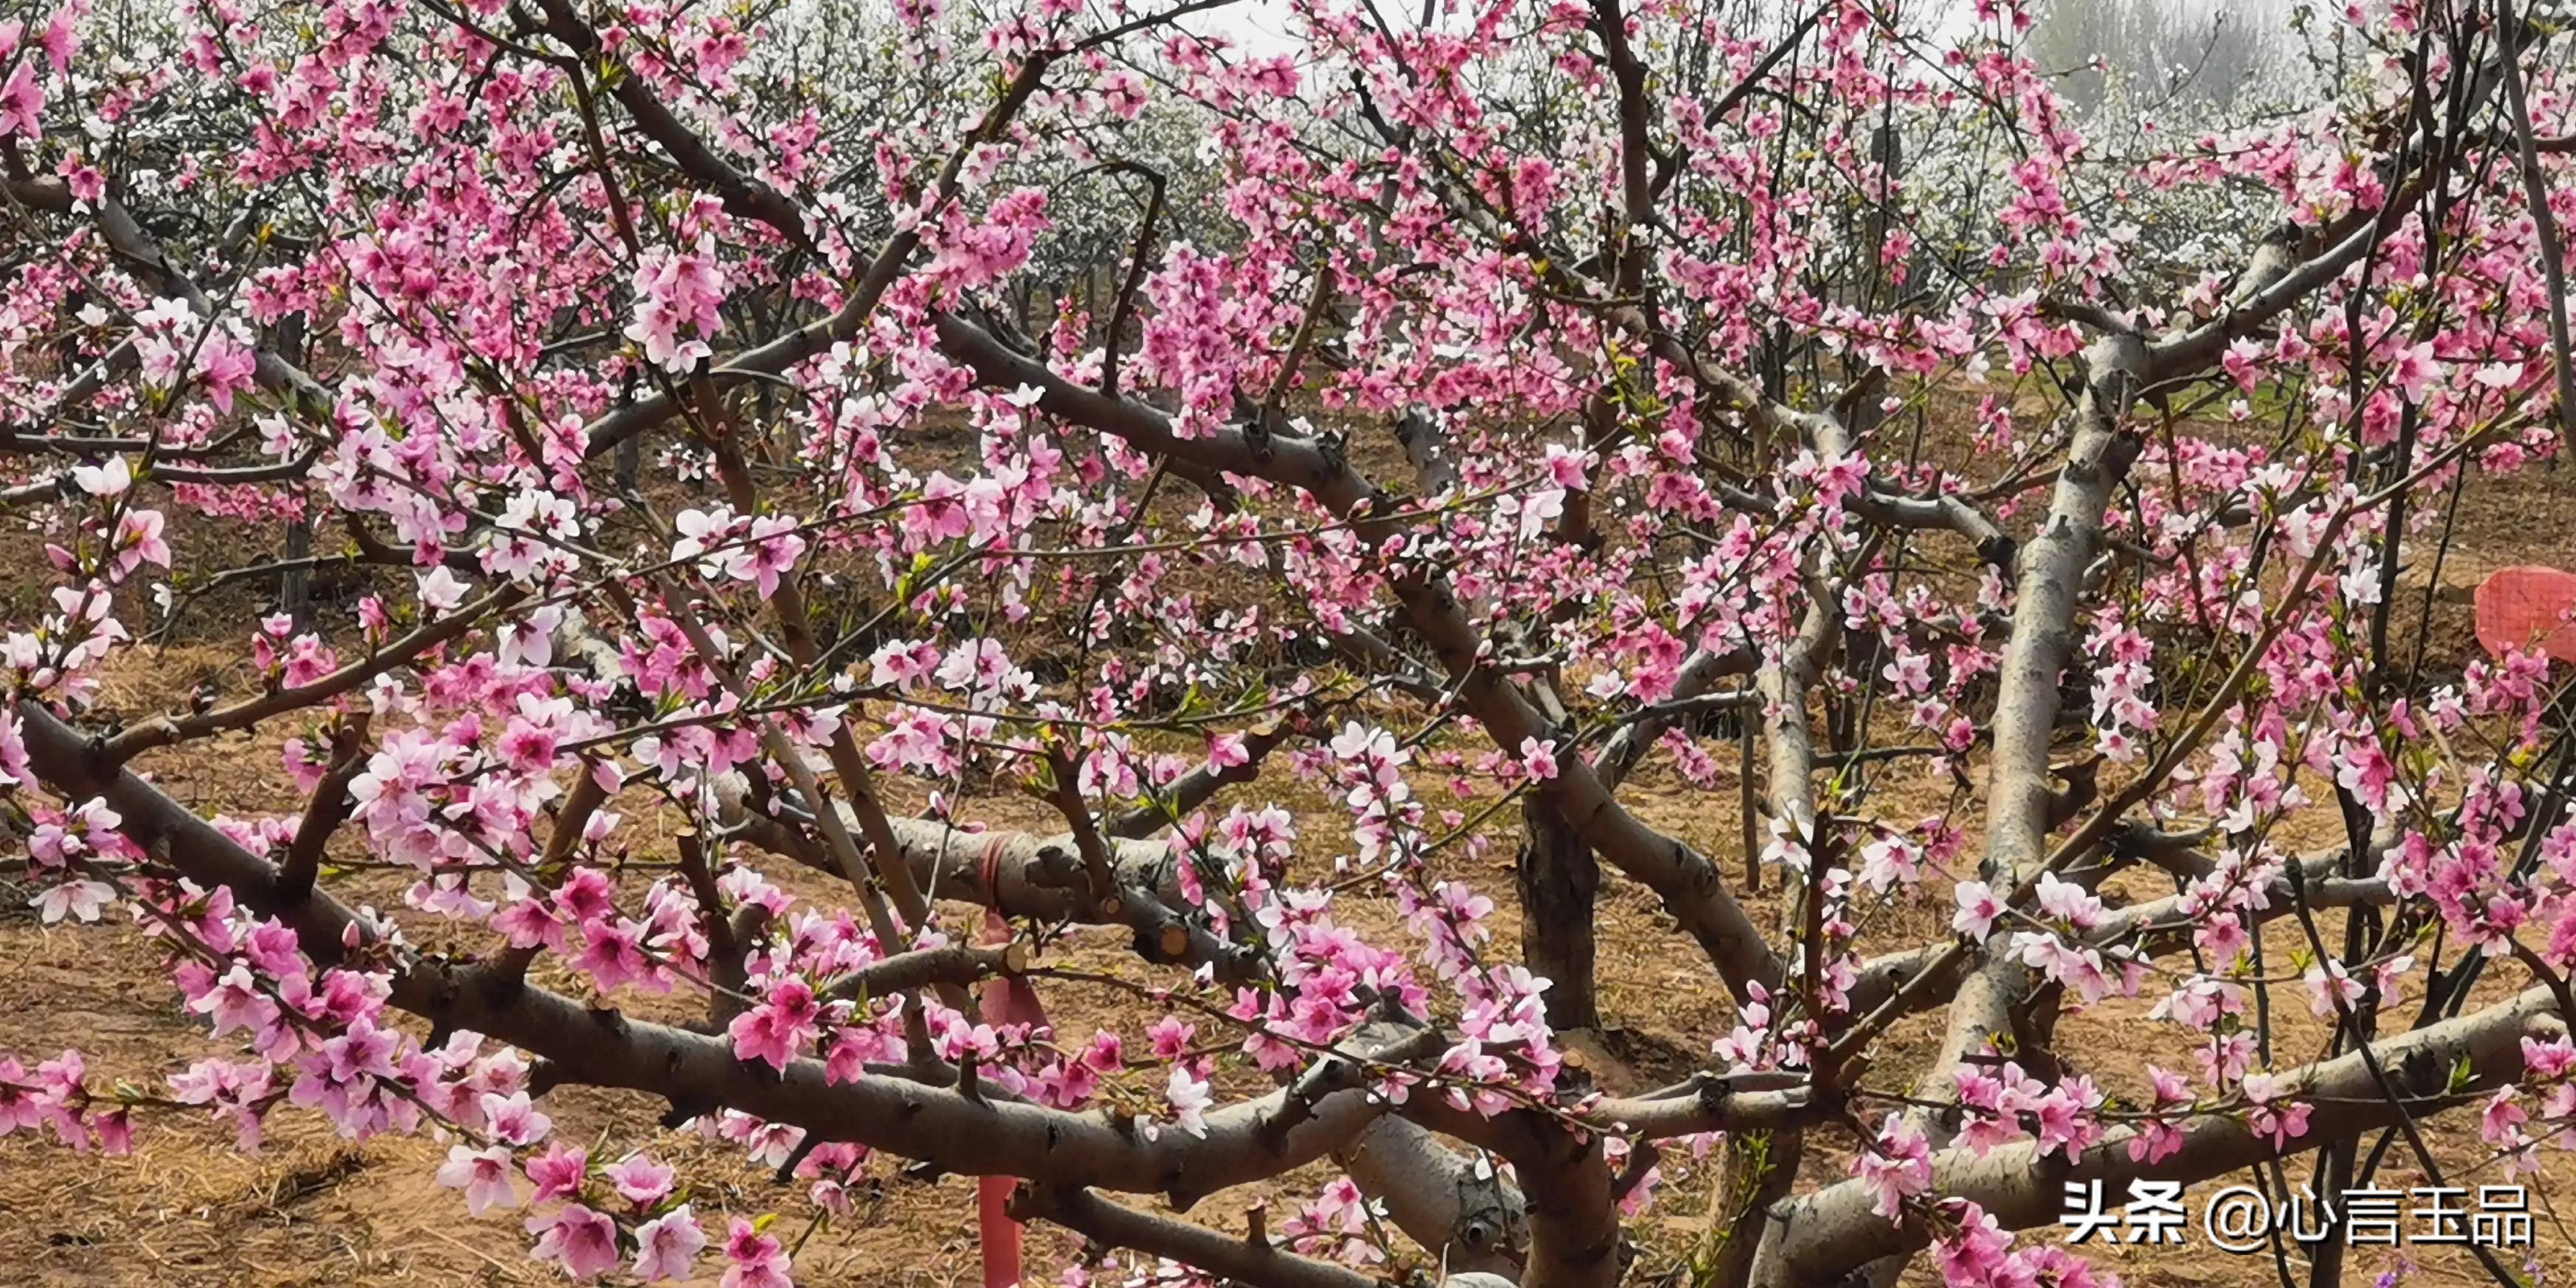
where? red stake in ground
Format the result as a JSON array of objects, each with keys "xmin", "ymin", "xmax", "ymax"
[{"xmin": 976, "ymin": 840, "xmax": 1046, "ymax": 1288}]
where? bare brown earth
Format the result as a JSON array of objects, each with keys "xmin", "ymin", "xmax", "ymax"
[{"xmin": 3, "ymin": 442, "xmax": 2575, "ymax": 1286}]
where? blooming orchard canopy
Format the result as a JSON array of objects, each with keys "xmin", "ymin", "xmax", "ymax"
[{"xmin": 2, "ymin": 0, "xmax": 2575, "ymax": 1284}]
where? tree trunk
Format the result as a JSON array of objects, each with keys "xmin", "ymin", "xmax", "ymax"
[
  {"xmin": 1517, "ymin": 798, "xmax": 1600, "ymax": 1033},
  {"xmin": 280, "ymin": 518, "xmax": 312, "ymax": 627}
]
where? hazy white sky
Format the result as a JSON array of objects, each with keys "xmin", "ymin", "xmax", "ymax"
[
  {"xmin": 1178, "ymin": 0, "xmax": 2291, "ymax": 58},
  {"xmin": 1191, "ymin": 0, "xmax": 1302, "ymax": 55}
]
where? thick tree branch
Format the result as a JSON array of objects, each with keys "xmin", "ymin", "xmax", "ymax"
[
  {"xmin": 1009, "ymin": 1186, "xmax": 1380, "ymax": 1288},
  {"xmin": 1754, "ymin": 985, "xmax": 2564, "ymax": 1285},
  {"xmin": 933, "ymin": 311, "xmax": 1786, "ymax": 1000}
]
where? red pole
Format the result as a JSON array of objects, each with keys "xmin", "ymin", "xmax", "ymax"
[
  {"xmin": 978, "ymin": 1173, "xmax": 1024, "ymax": 1288},
  {"xmin": 976, "ymin": 839, "xmax": 1045, "ymax": 1288}
]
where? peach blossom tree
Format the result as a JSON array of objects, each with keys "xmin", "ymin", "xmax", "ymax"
[{"xmin": 3, "ymin": 0, "xmax": 2575, "ymax": 1285}]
